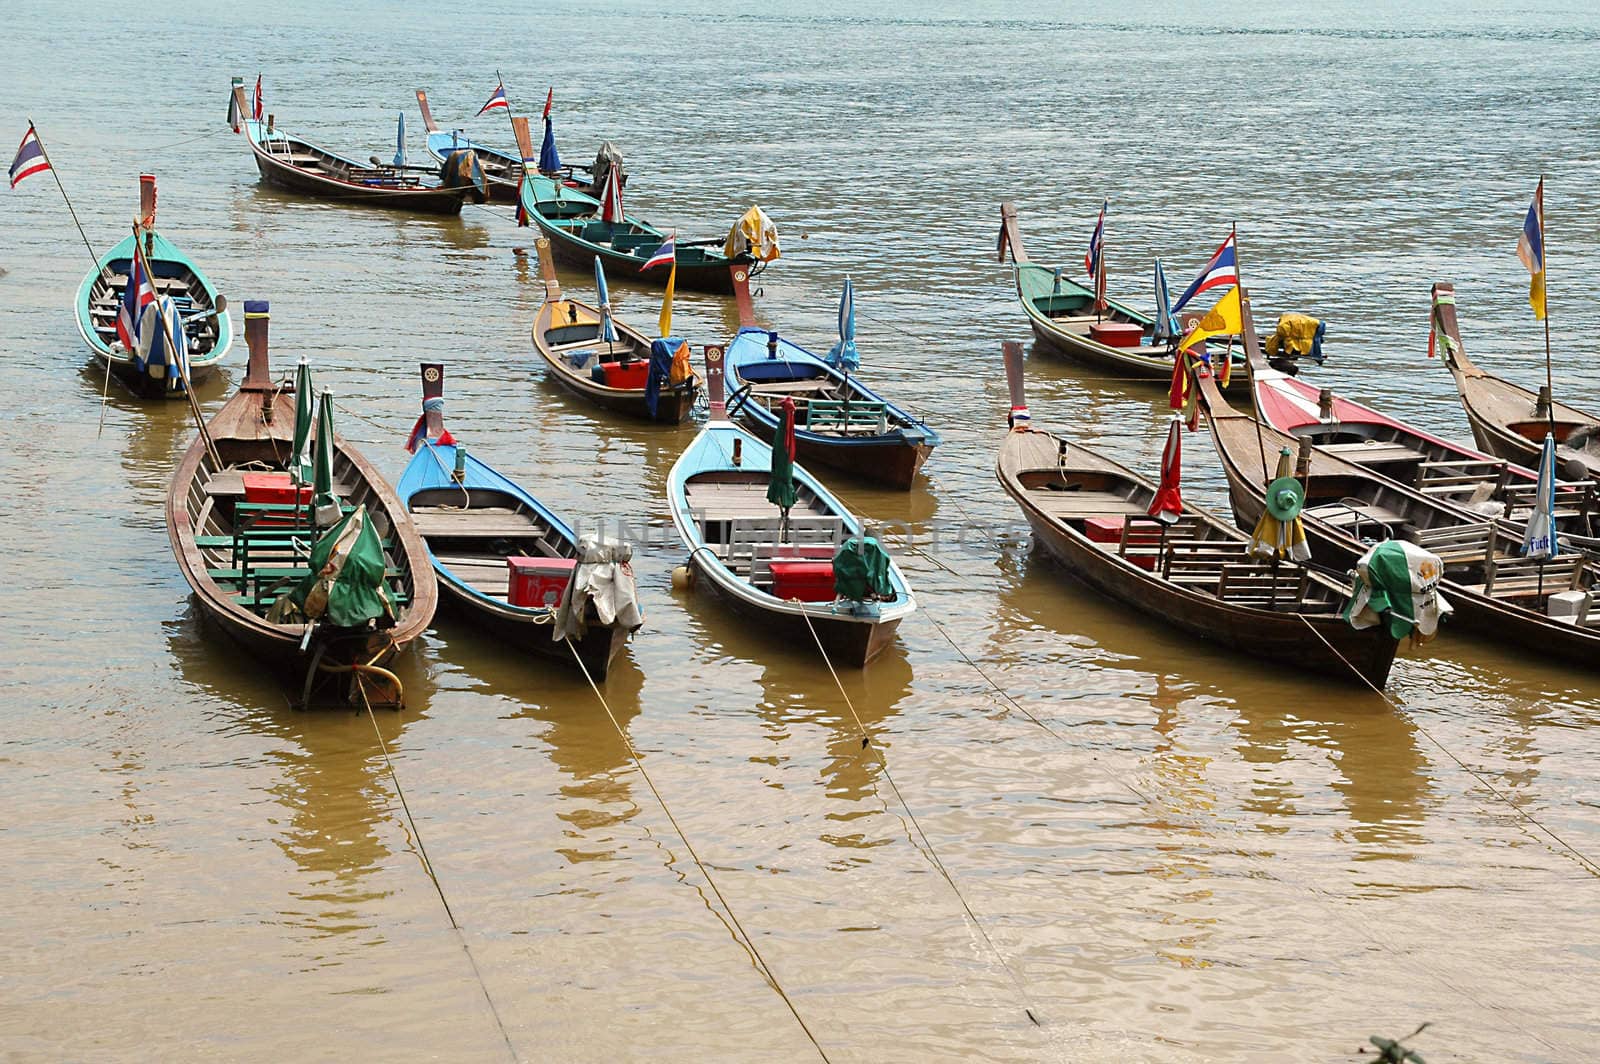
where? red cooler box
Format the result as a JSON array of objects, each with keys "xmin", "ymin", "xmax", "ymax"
[
  {"xmin": 507, "ymin": 556, "xmax": 577, "ymax": 608},
  {"xmin": 242, "ymin": 472, "xmax": 311, "ymax": 505},
  {"xmin": 1088, "ymin": 321, "xmax": 1145, "ymax": 349},
  {"xmin": 1083, "ymin": 516, "xmax": 1159, "ymax": 570},
  {"xmin": 597, "ymin": 360, "xmax": 650, "ymax": 389},
  {"xmin": 769, "ymin": 559, "xmax": 836, "ymax": 602}
]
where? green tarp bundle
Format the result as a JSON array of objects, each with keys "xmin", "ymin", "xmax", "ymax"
[
  {"xmin": 286, "ymin": 504, "xmax": 393, "ymax": 628},
  {"xmin": 833, "ymin": 537, "xmax": 892, "ymax": 601}
]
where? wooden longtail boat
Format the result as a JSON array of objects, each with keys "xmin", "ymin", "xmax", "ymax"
[
  {"xmin": 518, "ymin": 171, "xmax": 754, "ymax": 295},
  {"xmin": 396, "ymin": 364, "xmax": 635, "ymax": 678},
  {"xmin": 530, "ymin": 239, "xmax": 698, "ymax": 422},
  {"xmin": 721, "ymin": 270, "xmax": 938, "ymax": 490},
  {"xmin": 414, "ymin": 90, "xmax": 618, "ymax": 205},
  {"xmin": 997, "ymin": 202, "xmax": 1244, "ymax": 384},
  {"xmin": 75, "ymin": 177, "xmax": 231, "ymax": 399},
  {"xmin": 996, "ymin": 341, "xmax": 1399, "ymax": 687},
  {"xmin": 1432, "ymin": 282, "xmax": 1600, "ymax": 479},
  {"xmin": 667, "ymin": 346, "xmax": 915, "ymax": 667},
  {"xmin": 165, "ymin": 303, "xmax": 437, "ymax": 705},
  {"xmin": 1243, "ymin": 318, "xmax": 1599, "ymax": 550},
  {"xmin": 230, "ymin": 84, "xmax": 483, "ymax": 215},
  {"xmin": 1197, "ymin": 299, "xmax": 1600, "ymax": 670}
]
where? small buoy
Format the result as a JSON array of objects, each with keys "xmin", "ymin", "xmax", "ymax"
[
  {"xmin": 670, "ymin": 564, "xmax": 694, "ymax": 591},
  {"xmin": 511, "ymin": 246, "xmax": 527, "ymax": 258}
]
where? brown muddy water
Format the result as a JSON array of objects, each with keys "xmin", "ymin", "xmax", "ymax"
[{"xmin": 2, "ymin": 2, "xmax": 1599, "ymax": 1060}]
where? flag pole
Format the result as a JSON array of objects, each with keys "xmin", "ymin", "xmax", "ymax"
[
  {"xmin": 30, "ymin": 119, "xmax": 122, "ymax": 438},
  {"xmin": 1541, "ymin": 175, "xmax": 1554, "ymax": 437},
  {"xmin": 131, "ymin": 224, "xmax": 222, "ymax": 469},
  {"xmin": 495, "ymin": 70, "xmax": 521, "ymax": 181},
  {"xmin": 1231, "ymin": 221, "xmax": 1271, "ymax": 486}
]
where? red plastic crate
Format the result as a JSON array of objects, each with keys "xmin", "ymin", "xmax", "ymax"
[
  {"xmin": 1083, "ymin": 516, "xmax": 1160, "ymax": 570},
  {"xmin": 507, "ymin": 556, "xmax": 577, "ymax": 608},
  {"xmin": 242, "ymin": 472, "xmax": 311, "ymax": 505},
  {"xmin": 1089, "ymin": 321, "xmax": 1145, "ymax": 349},
  {"xmin": 769, "ymin": 559, "xmax": 836, "ymax": 602},
  {"xmin": 597, "ymin": 360, "xmax": 650, "ymax": 389}
]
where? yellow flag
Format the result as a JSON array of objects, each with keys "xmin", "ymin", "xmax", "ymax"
[
  {"xmin": 658, "ymin": 260, "xmax": 676, "ymax": 337},
  {"xmin": 1179, "ymin": 286, "xmax": 1242, "ymax": 354}
]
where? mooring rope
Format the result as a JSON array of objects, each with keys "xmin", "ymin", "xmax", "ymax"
[
  {"xmin": 353, "ymin": 680, "xmax": 519, "ymax": 1061},
  {"xmin": 561, "ymin": 637, "xmax": 832, "ymax": 1062},
  {"xmin": 1297, "ymin": 616, "xmax": 1600, "ymax": 881},
  {"xmin": 795, "ymin": 608, "xmax": 1041, "ymax": 1027}
]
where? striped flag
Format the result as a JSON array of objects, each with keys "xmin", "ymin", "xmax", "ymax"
[
  {"xmin": 1083, "ymin": 199, "xmax": 1106, "ymax": 278},
  {"xmin": 642, "ymin": 231, "xmax": 676, "ymax": 271},
  {"xmin": 477, "ymin": 82, "xmax": 508, "ymax": 115},
  {"xmin": 8, "ymin": 124, "xmax": 49, "ymax": 188},
  {"xmin": 252, "ymin": 75, "xmax": 264, "ymax": 121},
  {"xmin": 116, "ymin": 251, "xmax": 156, "ymax": 351},
  {"xmin": 1172, "ymin": 232, "xmax": 1238, "ymax": 313},
  {"xmin": 1516, "ymin": 178, "xmax": 1545, "ymax": 321}
]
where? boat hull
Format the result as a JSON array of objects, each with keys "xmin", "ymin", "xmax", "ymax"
[
  {"xmin": 537, "ymin": 223, "xmax": 742, "ymax": 295},
  {"xmin": 1024, "ymin": 507, "xmax": 1395, "ymax": 687},
  {"xmin": 436, "ymin": 577, "xmax": 628, "ymax": 680},
  {"xmin": 737, "ymin": 413, "xmax": 933, "ymax": 490},
  {"xmin": 690, "ymin": 558, "xmax": 903, "ymax": 667},
  {"xmin": 251, "ymin": 151, "xmax": 469, "ymax": 214}
]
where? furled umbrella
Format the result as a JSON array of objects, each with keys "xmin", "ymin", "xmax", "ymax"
[
  {"xmin": 1152, "ymin": 258, "xmax": 1180, "ymax": 344},
  {"xmin": 538, "ymin": 115, "xmax": 561, "ymax": 175},
  {"xmin": 311, "ymin": 390, "xmax": 341, "ymax": 529},
  {"xmin": 599, "ymin": 164, "xmax": 624, "ymax": 229},
  {"xmin": 1522, "ymin": 431, "xmax": 1560, "ymax": 597},
  {"xmin": 290, "ymin": 358, "xmax": 315, "ymax": 487},
  {"xmin": 1148, "ymin": 415, "xmax": 1183, "ymax": 524},
  {"xmin": 767, "ymin": 396, "xmax": 799, "ymax": 540},
  {"xmin": 1248, "ymin": 446, "xmax": 1311, "ymax": 562},
  {"xmin": 393, "ymin": 111, "xmax": 406, "ymax": 168},
  {"xmin": 592, "ymin": 255, "xmax": 616, "ymax": 353},
  {"xmin": 826, "ymin": 276, "xmax": 860, "ymax": 373}
]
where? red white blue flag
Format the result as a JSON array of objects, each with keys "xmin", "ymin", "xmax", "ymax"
[
  {"xmin": 477, "ymin": 83, "xmax": 508, "ymax": 115},
  {"xmin": 1172, "ymin": 232, "xmax": 1238, "ymax": 313},
  {"xmin": 642, "ymin": 232, "xmax": 676, "ymax": 271},
  {"xmin": 116, "ymin": 251, "xmax": 156, "ymax": 351},
  {"xmin": 8, "ymin": 124, "xmax": 49, "ymax": 188},
  {"xmin": 252, "ymin": 75, "xmax": 264, "ymax": 121},
  {"xmin": 599, "ymin": 164, "xmax": 624, "ymax": 224},
  {"xmin": 1083, "ymin": 199, "xmax": 1106, "ymax": 279}
]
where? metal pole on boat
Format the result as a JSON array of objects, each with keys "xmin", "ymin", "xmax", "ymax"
[
  {"xmin": 1233, "ymin": 223, "xmax": 1273, "ymax": 487},
  {"xmin": 132, "ymin": 224, "xmax": 222, "ymax": 468}
]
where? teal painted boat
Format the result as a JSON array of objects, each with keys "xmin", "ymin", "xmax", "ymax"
[
  {"xmin": 75, "ymin": 185, "xmax": 231, "ymax": 399},
  {"xmin": 998, "ymin": 202, "xmax": 1244, "ymax": 385},
  {"xmin": 518, "ymin": 171, "xmax": 775, "ymax": 295}
]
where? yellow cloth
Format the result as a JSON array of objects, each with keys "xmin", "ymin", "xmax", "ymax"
[
  {"xmin": 1179, "ymin": 286, "xmax": 1241, "ymax": 354},
  {"xmin": 724, "ymin": 205, "xmax": 781, "ymax": 262},
  {"xmin": 1529, "ymin": 268, "xmax": 1546, "ymax": 321},
  {"xmin": 1247, "ymin": 449, "xmax": 1312, "ymax": 562},
  {"xmin": 1265, "ymin": 313, "xmax": 1322, "ymax": 359},
  {"xmin": 659, "ymin": 261, "xmax": 676, "ymax": 337}
]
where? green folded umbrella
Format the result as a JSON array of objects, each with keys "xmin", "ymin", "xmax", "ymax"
[
  {"xmin": 290, "ymin": 359, "xmax": 314, "ymax": 486},
  {"xmin": 312, "ymin": 390, "xmax": 339, "ymax": 528}
]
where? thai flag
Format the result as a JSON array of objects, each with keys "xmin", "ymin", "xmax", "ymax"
[
  {"xmin": 1172, "ymin": 233, "xmax": 1238, "ymax": 313},
  {"xmin": 477, "ymin": 83, "xmax": 508, "ymax": 115},
  {"xmin": 8, "ymin": 124, "xmax": 49, "ymax": 188},
  {"xmin": 116, "ymin": 252, "xmax": 155, "ymax": 351},
  {"xmin": 1516, "ymin": 178, "xmax": 1546, "ymax": 321},
  {"xmin": 252, "ymin": 75, "xmax": 264, "ymax": 121},
  {"xmin": 1083, "ymin": 199, "xmax": 1106, "ymax": 278},
  {"xmin": 642, "ymin": 232, "xmax": 676, "ymax": 271}
]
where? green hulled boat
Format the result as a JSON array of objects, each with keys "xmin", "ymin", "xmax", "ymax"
[
  {"xmin": 75, "ymin": 180, "xmax": 230, "ymax": 399},
  {"xmin": 518, "ymin": 171, "xmax": 776, "ymax": 295}
]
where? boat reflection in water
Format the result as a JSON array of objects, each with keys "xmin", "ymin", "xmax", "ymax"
[{"xmin": 164, "ymin": 602, "xmax": 437, "ymax": 937}]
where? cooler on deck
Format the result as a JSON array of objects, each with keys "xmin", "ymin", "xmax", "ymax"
[
  {"xmin": 242, "ymin": 472, "xmax": 311, "ymax": 506},
  {"xmin": 507, "ymin": 556, "xmax": 577, "ymax": 608},
  {"xmin": 592, "ymin": 360, "xmax": 650, "ymax": 389},
  {"xmin": 1088, "ymin": 321, "xmax": 1145, "ymax": 349},
  {"xmin": 1083, "ymin": 515, "xmax": 1160, "ymax": 571},
  {"xmin": 769, "ymin": 559, "xmax": 836, "ymax": 602}
]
